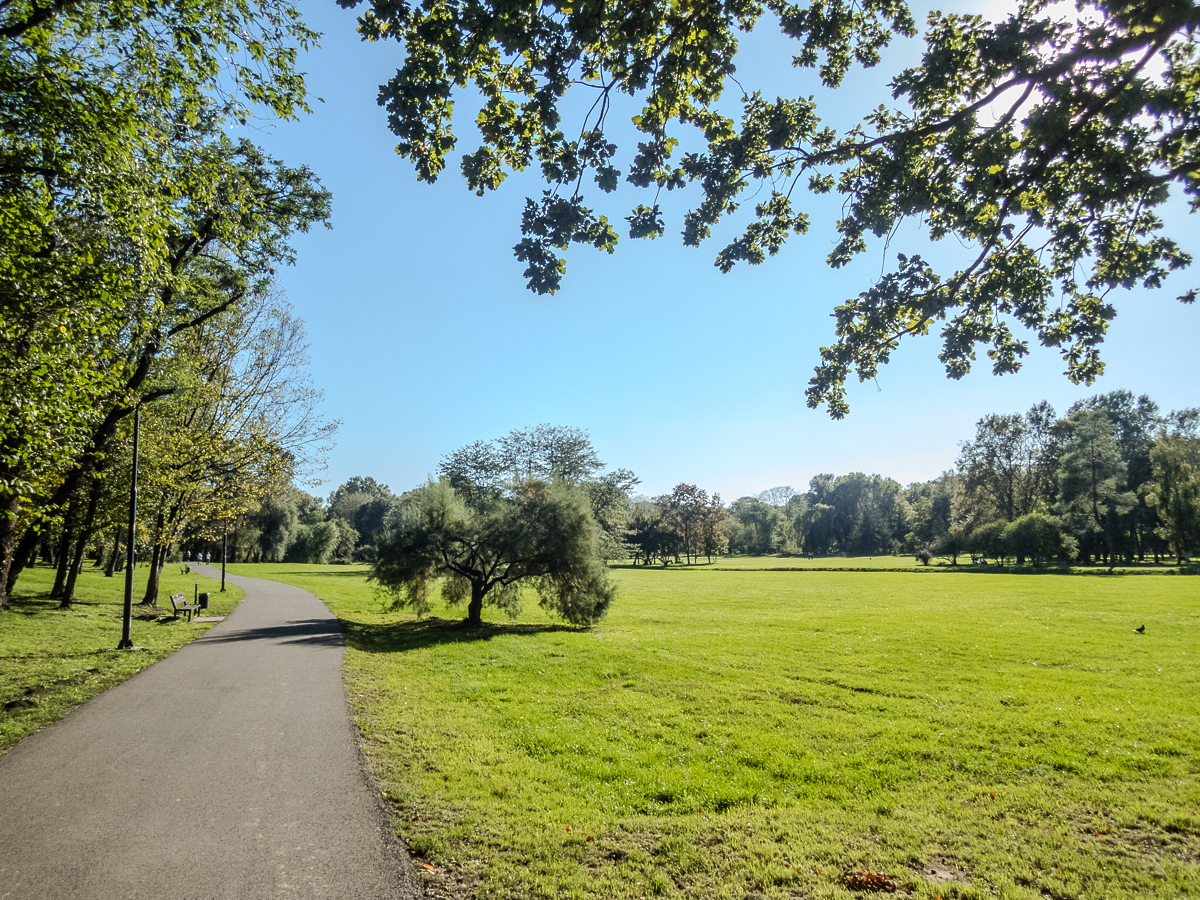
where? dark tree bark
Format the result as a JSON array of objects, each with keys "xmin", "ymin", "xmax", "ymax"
[
  {"xmin": 49, "ymin": 499, "xmax": 78, "ymax": 599},
  {"xmin": 140, "ymin": 540, "xmax": 166, "ymax": 606},
  {"xmin": 0, "ymin": 489, "xmax": 19, "ymax": 610},
  {"xmin": 467, "ymin": 580, "xmax": 486, "ymax": 625},
  {"xmin": 62, "ymin": 473, "xmax": 103, "ymax": 607},
  {"xmin": 103, "ymin": 527, "xmax": 120, "ymax": 577}
]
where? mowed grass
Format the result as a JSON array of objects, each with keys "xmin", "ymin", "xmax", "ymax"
[
  {"xmin": 229, "ymin": 562, "xmax": 1200, "ymax": 900},
  {"xmin": 0, "ymin": 563, "xmax": 242, "ymax": 753}
]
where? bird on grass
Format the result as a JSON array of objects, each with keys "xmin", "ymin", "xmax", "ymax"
[{"xmin": 1134, "ymin": 625, "xmax": 1145, "ymax": 634}]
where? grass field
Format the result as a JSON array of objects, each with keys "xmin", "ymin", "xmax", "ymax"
[
  {"xmin": 0, "ymin": 563, "xmax": 242, "ymax": 753},
  {"xmin": 228, "ymin": 562, "xmax": 1200, "ymax": 900}
]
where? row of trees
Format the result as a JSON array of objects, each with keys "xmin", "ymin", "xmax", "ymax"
[
  {"xmin": 240, "ymin": 391, "xmax": 1197, "ymax": 599},
  {"xmin": 687, "ymin": 391, "xmax": 1197, "ymax": 567},
  {"xmin": 0, "ymin": 0, "xmax": 336, "ymax": 611}
]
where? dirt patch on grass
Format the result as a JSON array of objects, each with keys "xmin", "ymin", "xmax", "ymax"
[{"xmin": 911, "ymin": 855, "xmax": 971, "ymax": 886}]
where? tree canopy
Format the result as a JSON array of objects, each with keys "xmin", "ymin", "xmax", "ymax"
[
  {"xmin": 343, "ymin": 0, "xmax": 1200, "ymax": 414},
  {"xmin": 372, "ymin": 478, "xmax": 617, "ymax": 625}
]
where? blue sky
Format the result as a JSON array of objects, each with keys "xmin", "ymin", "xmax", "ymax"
[{"xmin": 249, "ymin": 0, "xmax": 1199, "ymax": 501}]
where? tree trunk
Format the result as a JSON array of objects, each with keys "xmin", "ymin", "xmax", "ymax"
[
  {"xmin": 49, "ymin": 510, "xmax": 77, "ymax": 599},
  {"xmin": 139, "ymin": 510, "xmax": 167, "ymax": 605},
  {"xmin": 61, "ymin": 531, "xmax": 88, "ymax": 608},
  {"xmin": 467, "ymin": 581, "xmax": 485, "ymax": 625},
  {"xmin": 5, "ymin": 529, "xmax": 37, "ymax": 600},
  {"xmin": 62, "ymin": 472, "xmax": 103, "ymax": 607},
  {"xmin": 0, "ymin": 490, "xmax": 19, "ymax": 610},
  {"xmin": 140, "ymin": 529, "xmax": 166, "ymax": 607},
  {"xmin": 104, "ymin": 527, "xmax": 120, "ymax": 576}
]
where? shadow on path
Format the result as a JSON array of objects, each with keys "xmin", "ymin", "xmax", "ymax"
[
  {"xmin": 197, "ymin": 618, "xmax": 344, "ymax": 648},
  {"xmin": 343, "ymin": 616, "xmax": 586, "ymax": 654}
]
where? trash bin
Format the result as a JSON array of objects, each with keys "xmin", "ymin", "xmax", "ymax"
[{"xmin": 198, "ymin": 592, "xmax": 210, "ymax": 610}]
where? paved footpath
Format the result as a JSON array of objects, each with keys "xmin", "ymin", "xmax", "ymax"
[{"xmin": 0, "ymin": 566, "xmax": 416, "ymax": 900}]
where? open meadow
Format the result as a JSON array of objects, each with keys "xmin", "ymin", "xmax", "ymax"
[
  {"xmin": 0, "ymin": 565, "xmax": 242, "ymax": 753},
  {"xmin": 229, "ymin": 562, "xmax": 1199, "ymax": 900}
]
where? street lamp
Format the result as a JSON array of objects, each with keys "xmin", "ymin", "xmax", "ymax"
[
  {"xmin": 117, "ymin": 404, "xmax": 139, "ymax": 650},
  {"xmin": 220, "ymin": 520, "xmax": 227, "ymax": 592}
]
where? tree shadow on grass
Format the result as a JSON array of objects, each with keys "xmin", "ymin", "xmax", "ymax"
[{"xmin": 341, "ymin": 616, "xmax": 586, "ymax": 654}]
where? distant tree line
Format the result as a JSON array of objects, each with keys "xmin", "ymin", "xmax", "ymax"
[
  {"xmin": 241, "ymin": 390, "xmax": 1199, "ymax": 576},
  {"xmin": 624, "ymin": 390, "xmax": 1198, "ymax": 567}
]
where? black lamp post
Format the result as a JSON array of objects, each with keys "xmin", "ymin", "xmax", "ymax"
[
  {"xmin": 117, "ymin": 404, "xmax": 139, "ymax": 650},
  {"xmin": 220, "ymin": 521, "xmax": 227, "ymax": 592}
]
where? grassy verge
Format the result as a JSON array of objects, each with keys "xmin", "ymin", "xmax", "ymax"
[
  {"xmin": 230, "ymin": 561, "xmax": 1200, "ymax": 900},
  {"xmin": 0, "ymin": 563, "xmax": 243, "ymax": 753}
]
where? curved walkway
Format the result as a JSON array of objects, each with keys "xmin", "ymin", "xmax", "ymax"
[{"xmin": 0, "ymin": 566, "xmax": 416, "ymax": 900}]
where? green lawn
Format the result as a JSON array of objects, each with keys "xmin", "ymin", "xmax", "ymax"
[
  {"xmin": 0, "ymin": 563, "xmax": 242, "ymax": 753},
  {"xmin": 229, "ymin": 562, "xmax": 1200, "ymax": 900}
]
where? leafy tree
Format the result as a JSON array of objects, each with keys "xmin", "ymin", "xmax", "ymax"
[
  {"xmin": 627, "ymin": 496, "xmax": 679, "ymax": 566},
  {"xmin": 970, "ymin": 520, "xmax": 1009, "ymax": 564},
  {"xmin": 327, "ymin": 476, "xmax": 399, "ymax": 555},
  {"xmin": 584, "ymin": 469, "xmax": 641, "ymax": 561},
  {"xmin": 439, "ymin": 424, "xmax": 637, "ymax": 557},
  {"xmin": 294, "ymin": 519, "xmax": 341, "ymax": 565},
  {"xmin": 904, "ymin": 471, "xmax": 957, "ymax": 551},
  {"xmin": 1145, "ymin": 435, "xmax": 1200, "ymax": 563},
  {"xmin": 1003, "ymin": 513, "xmax": 1075, "ymax": 566},
  {"xmin": 811, "ymin": 472, "xmax": 906, "ymax": 555},
  {"xmin": 439, "ymin": 424, "xmax": 605, "ymax": 501},
  {"xmin": 697, "ymin": 493, "xmax": 731, "ymax": 562},
  {"xmin": 935, "ymin": 527, "xmax": 970, "ymax": 566},
  {"xmin": 956, "ymin": 403, "xmax": 1060, "ymax": 524},
  {"xmin": 346, "ymin": 0, "xmax": 1199, "ymax": 414},
  {"xmin": 372, "ymin": 478, "xmax": 615, "ymax": 625},
  {"xmin": 664, "ymin": 483, "xmax": 709, "ymax": 564},
  {"xmin": 729, "ymin": 496, "xmax": 781, "ymax": 554},
  {"xmin": 1057, "ymin": 410, "xmax": 1137, "ymax": 566},
  {"xmin": 0, "ymin": 0, "xmax": 325, "ymax": 607},
  {"xmin": 756, "ymin": 486, "xmax": 796, "ymax": 509},
  {"xmin": 1069, "ymin": 391, "xmax": 1168, "ymax": 561},
  {"xmin": 329, "ymin": 476, "xmax": 392, "ymax": 508}
]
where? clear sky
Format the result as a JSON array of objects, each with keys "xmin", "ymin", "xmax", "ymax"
[{"xmin": 249, "ymin": 0, "xmax": 1199, "ymax": 502}]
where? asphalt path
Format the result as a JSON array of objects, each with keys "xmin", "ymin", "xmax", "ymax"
[{"xmin": 0, "ymin": 565, "xmax": 417, "ymax": 900}]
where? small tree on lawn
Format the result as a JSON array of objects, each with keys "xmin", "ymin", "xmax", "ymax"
[
  {"xmin": 1003, "ymin": 513, "xmax": 1075, "ymax": 567},
  {"xmin": 936, "ymin": 527, "xmax": 969, "ymax": 566},
  {"xmin": 971, "ymin": 520, "xmax": 1009, "ymax": 564},
  {"xmin": 372, "ymin": 478, "xmax": 615, "ymax": 626}
]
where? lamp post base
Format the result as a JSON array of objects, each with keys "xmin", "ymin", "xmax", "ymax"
[{"xmin": 116, "ymin": 638, "xmax": 134, "ymax": 650}]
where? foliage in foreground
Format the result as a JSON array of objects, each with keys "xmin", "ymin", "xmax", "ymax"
[
  {"xmin": 348, "ymin": 0, "xmax": 1200, "ymax": 413},
  {"xmin": 238, "ymin": 561, "xmax": 1200, "ymax": 900},
  {"xmin": 0, "ymin": 565, "xmax": 241, "ymax": 753}
]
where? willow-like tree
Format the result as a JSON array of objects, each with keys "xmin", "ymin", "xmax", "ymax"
[
  {"xmin": 1146, "ymin": 435, "xmax": 1200, "ymax": 564},
  {"xmin": 372, "ymin": 478, "xmax": 616, "ymax": 626},
  {"xmin": 345, "ymin": 0, "xmax": 1199, "ymax": 414}
]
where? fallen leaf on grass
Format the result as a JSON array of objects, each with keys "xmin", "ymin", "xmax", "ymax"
[
  {"xmin": 843, "ymin": 869, "xmax": 898, "ymax": 893},
  {"xmin": 420, "ymin": 864, "xmax": 436, "ymax": 873}
]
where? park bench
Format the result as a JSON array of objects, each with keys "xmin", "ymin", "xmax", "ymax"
[{"xmin": 169, "ymin": 592, "xmax": 201, "ymax": 622}]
